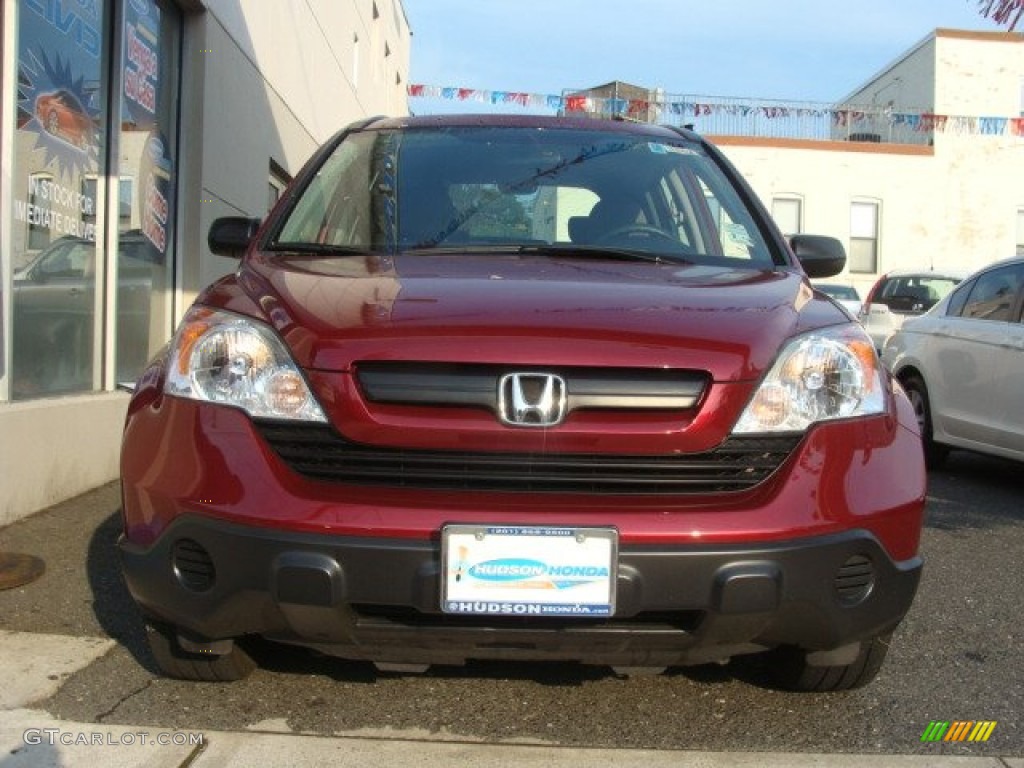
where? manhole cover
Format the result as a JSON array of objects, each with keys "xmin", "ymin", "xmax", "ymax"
[{"xmin": 0, "ymin": 552, "xmax": 46, "ymax": 590}]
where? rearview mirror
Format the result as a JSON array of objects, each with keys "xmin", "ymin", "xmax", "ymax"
[
  {"xmin": 208, "ymin": 217, "xmax": 261, "ymax": 259},
  {"xmin": 790, "ymin": 234, "xmax": 846, "ymax": 278}
]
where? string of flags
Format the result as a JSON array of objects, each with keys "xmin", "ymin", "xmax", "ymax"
[{"xmin": 407, "ymin": 84, "xmax": 1024, "ymax": 138}]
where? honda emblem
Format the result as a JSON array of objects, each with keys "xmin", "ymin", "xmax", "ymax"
[{"xmin": 498, "ymin": 373, "xmax": 568, "ymax": 427}]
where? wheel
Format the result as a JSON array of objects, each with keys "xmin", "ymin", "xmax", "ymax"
[
  {"xmin": 146, "ymin": 622, "xmax": 256, "ymax": 681},
  {"xmin": 767, "ymin": 633, "xmax": 892, "ymax": 692},
  {"xmin": 900, "ymin": 373, "xmax": 949, "ymax": 469}
]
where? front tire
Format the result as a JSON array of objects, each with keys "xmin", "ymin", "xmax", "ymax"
[
  {"xmin": 768, "ymin": 634, "xmax": 892, "ymax": 692},
  {"xmin": 146, "ymin": 623, "xmax": 255, "ymax": 681},
  {"xmin": 901, "ymin": 373, "xmax": 948, "ymax": 469}
]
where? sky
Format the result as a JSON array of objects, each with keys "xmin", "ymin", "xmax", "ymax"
[{"xmin": 400, "ymin": 0, "xmax": 1008, "ymax": 114}]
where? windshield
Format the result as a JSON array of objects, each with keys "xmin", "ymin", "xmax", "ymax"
[{"xmin": 271, "ymin": 126, "xmax": 776, "ymax": 267}]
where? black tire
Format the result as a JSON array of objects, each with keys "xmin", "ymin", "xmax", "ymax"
[
  {"xmin": 768, "ymin": 633, "xmax": 892, "ymax": 692},
  {"xmin": 900, "ymin": 373, "xmax": 949, "ymax": 469},
  {"xmin": 146, "ymin": 623, "xmax": 256, "ymax": 681}
]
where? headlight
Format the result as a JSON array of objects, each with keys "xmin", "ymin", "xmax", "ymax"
[
  {"xmin": 165, "ymin": 307, "xmax": 327, "ymax": 422},
  {"xmin": 733, "ymin": 325, "xmax": 884, "ymax": 434}
]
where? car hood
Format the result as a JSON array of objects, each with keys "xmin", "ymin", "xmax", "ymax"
[{"xmin": 224, "ymin": 252, "xmax": 842, "ymax": 382}]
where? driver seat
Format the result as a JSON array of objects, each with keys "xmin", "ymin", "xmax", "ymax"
[{"xmin": 568, "ymin": 199, "xmax": 638, "ymax": 244}]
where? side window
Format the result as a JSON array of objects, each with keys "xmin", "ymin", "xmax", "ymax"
[
  {"xmin": 690, "ymin": 172, "xmax": 760, "ymax": 261},
  {"xmin": 960, "ymin": 265, "xmax": 1024, "ymax": 322},
  {"xmin": 946, "ymin": 280, "xmax": 973, "ymax": 318},
  {"xmin": 655, "ymin": 174, "xmax": 695, "ymax": 249},
  {"xmin": 276, "ymin": 136, "xmax": 373, "ymax": 246},
  {"xmin": 38, "ymin": 240, "xmax": 94, "ymax": 278}
]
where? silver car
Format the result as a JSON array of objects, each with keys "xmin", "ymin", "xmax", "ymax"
[
  {"xmin": 858, "ymin": 269, "xmax": 965, "ymax": 352},
  {"xmin": 883, "ymin": 257, "xmax": 1024, "ymax": 467}
]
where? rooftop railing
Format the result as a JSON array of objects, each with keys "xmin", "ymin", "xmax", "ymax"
[
  {"xmin": 564, "ymin": 90, "xmax": 935, "ymax": 145},
  {"xmin": 408, "ymin": 85, "xmax": 1022, "ymax": 145}
]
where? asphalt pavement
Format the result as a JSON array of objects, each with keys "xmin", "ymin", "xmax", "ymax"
[{"xmin": 0, "ymin": 462, "xmax": 1021, "ymax": 767}]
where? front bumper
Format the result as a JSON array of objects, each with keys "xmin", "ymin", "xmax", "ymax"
[{"xmin": 120, "ymin": 517, "xmax": 921, "ymax": 667}]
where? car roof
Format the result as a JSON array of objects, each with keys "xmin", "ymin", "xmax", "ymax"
[
  {"xmin": 955, "ymin": 255, "xmax": 1024, "ymax": 279},
  {"xmin": 360, "ymin": 113, "xmax": 701, "ymax": 142},
  {"xmin": 877, "ymin": 268, "xmax": 969, "ymax": 280}
]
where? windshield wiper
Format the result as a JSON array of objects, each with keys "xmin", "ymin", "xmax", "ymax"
[
  {"xmin": 266, "ymin": 242, "xmax": 376, "ymax": 256},
  {"xmin": 517, "ymin": 243, "xmax": 683, "ymax": 264},
  {"xmin": 402, "ymin": 243, "xmax": 692, "ymax": 264}
]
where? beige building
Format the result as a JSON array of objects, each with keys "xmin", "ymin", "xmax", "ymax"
[
  {"xmin": 0, "ymin": 0, "xmax": 410, "ymax": 524},
  {"xmin": 712, "ymin": 29, "xmax": 1024, "ymax": 298}
]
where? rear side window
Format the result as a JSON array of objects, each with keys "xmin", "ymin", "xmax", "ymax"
[{"xmin": 956, "ymin": 264, "xmax": 1024, "ymax": 322}]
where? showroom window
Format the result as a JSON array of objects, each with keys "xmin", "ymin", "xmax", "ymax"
[
  {"xmin": 3, "ymin": 0, "xmax": 181, "ymax": 400},
  {"xmin": 849, "ymin": 200, "xmax": 880, "ymax": 274}
]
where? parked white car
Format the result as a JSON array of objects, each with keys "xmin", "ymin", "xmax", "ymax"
[
  {"xmin": 813, "ymin": 282, "xmax": 862, "ymax": 316},
  {"xmin": 883, "ymin": 257, "xmax": 1024, "ymax": 467},
  {"xmin": 859, "ymin": 269, "xmax": 966, "ymax": 352}
]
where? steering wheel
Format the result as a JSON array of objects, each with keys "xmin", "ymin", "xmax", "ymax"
[{"xmin": 594, "ymin": 224, "xmax": 680, "ymax": 247}]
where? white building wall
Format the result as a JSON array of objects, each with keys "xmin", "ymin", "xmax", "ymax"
[
  {"xmin": 186, "ymin": 0, "xmax": 411, "ymax": 297},
  {"xmin": 718, "ymin": 30, "xmax": 1024, "ymax": 298},
  {"xmin": 935, "ymin": 32, "xmax": 1024, "ymax": 265},
  {"xmin": 715, "ymin": 140, "xmax": 940, "ymax": 298}
]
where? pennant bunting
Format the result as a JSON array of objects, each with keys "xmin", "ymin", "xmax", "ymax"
[{"xmin": 406, "ymin": 84, "xmax": 1024, "ymax": 139}]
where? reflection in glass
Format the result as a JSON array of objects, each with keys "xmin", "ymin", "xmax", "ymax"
[
  {"xmin": 115, "ymin": 0, "xmax": 181, "ymax": 385},
  {"xmin": 10, "ymin": 0, "xmax": 109, "ymax": 398}
]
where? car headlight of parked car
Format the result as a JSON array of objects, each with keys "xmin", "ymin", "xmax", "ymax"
[
  {"xmin": 734, "ymin": 324, "xmax": 884, "ymax": 433},
  {"xmin": 164, "ymin": 306, "xmax": 327, "ymax": 422}
]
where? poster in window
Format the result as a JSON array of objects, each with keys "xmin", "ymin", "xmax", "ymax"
[
  {"xmin": 12, "ymin": 0, "xmax": 104, "ymax": 248},
  {"xmin": 123, "ymin": 0, "xmax": 160, "ymax": 131}
]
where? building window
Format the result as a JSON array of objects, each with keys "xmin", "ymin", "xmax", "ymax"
[
  {"xmin": 268, "ymin": 159, "xmax": 290, "ymax": 214},
  {"xmin": 771, "ymin": 197, "xmax": 802, "ymax": 237},
  {"xmin": 849, "ymin": 201, "xmax": 879, "ymax": 274},
  {"xmin": 1016, "ymin": 209, "xmax": 1024, "ymax": 256}
]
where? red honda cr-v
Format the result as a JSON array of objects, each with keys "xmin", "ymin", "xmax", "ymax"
[{"xmin": 120, "ymin": 115, "xmax": 925, "ymax": 691}]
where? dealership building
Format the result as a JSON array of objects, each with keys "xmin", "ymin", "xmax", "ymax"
[
  {"xmin": 0, "ymin": 6, "xmax": 1021, "ymax": 525},
  {"xmin": 0, "ymin": 0, "xmax": 410, "ymax": 524}
]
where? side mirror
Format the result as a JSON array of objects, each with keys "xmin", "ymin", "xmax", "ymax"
[
  {"xmin": 208, "ymin": 217, "xmax": 260, "ymax": 259},
  {"xmin": 790, "ymin": 234, "xmax": 846, "ymax": 279}
]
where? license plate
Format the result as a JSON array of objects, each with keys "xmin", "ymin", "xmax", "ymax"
[{"xmin": 441, "ymin": 525, "xmax": 617, "ymax": 617}]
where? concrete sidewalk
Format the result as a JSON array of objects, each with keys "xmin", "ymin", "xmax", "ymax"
[{"xmin": 0, "ymin": 629, "xmax": 1018, "ymax": 768}]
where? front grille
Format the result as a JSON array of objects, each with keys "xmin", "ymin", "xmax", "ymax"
[
  {"xmin": 257, "ymin": 422, "xmax": 800, "ymax": 495},
  {"xmin": 357, "ymin": 362, "xmax": 709, "ymax": 414}
]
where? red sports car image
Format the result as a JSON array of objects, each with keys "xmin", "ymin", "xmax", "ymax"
[
  {"xmin": 35, "ymin": 88, "xmax": 93, "ymax": 150},
  {"xmin": 120, "ymin": 115, "xmax": 926, "ymax": 691}
]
